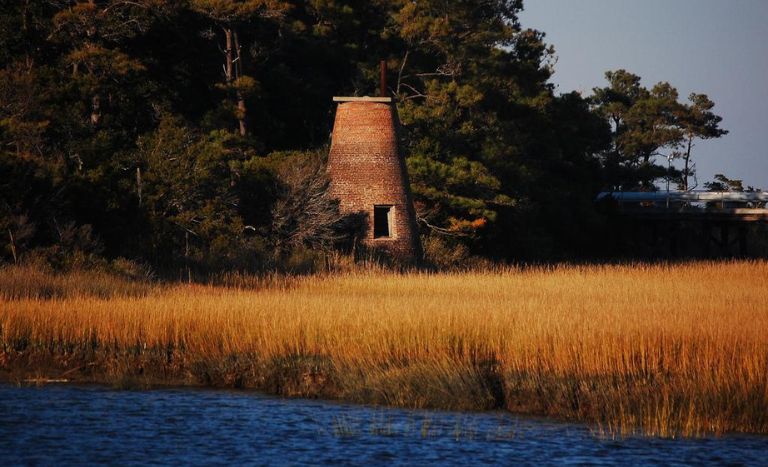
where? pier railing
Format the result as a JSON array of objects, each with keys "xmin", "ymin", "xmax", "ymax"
[
  {"xmin": 596, "ymin": 191, "xmax": 768, "ymax": 222},
  {"xmin": 596, "ymin": 191, "xmax": 768, "ymax": 204}
]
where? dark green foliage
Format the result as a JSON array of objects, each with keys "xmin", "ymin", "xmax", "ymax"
[
  {"xmin": 590, "ymin": 70, "xmax": 726, "ymax": 192},
  {"xmin": 676, "ymin": 93, "xmax": 728, "ymax": 191},
  {"xmin": 704, "ymin": 173, "xmax": 761, "ymax": 194},
  {"xmin": 0, "ymin": 1, "xmax": 727, "ymax": 270}
]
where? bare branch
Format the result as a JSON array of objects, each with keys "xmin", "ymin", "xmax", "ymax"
[
  {"xmin": 416, "ymin": 215, "xmax": 470, "ymax": 238},
  {"xmin": 396, "ymin": 50, "xmax": 409, "ymax": 95}
]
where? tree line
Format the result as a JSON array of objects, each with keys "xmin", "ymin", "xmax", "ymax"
[{"xmin": 0, "ymin": 0, "xmax": 729, "ymax": 274}]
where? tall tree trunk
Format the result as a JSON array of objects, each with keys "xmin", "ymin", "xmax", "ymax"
[
  {"xmin": 136, "ymin": 167, "xmax": 143, "ymax": 206},
  {"xmin": 224, "ymin": 27, "xmax": 234, "ymax": 83},
  {"xmin": 91, "ymin": 93, "xmax": 101, "ymax": 125},
  {"xmin": 223, "ymin": 26, "xmax": 247, "ymax": 136},
  {"xmin": 683, "ymin": 136, "xmax": 692, "ymax": 191},
  {"xmin": 8, "ymin": 229, "xmax": 17, "ymax": 264},
  {"xmin": 233, "ymin": 29, "xmax": 247, "ymax": 136}
]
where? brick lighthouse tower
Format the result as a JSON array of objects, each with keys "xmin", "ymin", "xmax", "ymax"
[{"xmin": 327, "ymin": 67, "xmax": 422, "ymax": 263}]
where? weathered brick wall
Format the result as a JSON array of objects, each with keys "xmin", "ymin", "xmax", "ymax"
[{"xmin": 328, "ymin": 100, "xmax": 422, "ymax": 262}]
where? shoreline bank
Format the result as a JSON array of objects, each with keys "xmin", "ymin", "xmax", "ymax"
[
  {"xmin": 2, "ymin": 344, "xmax": 766, "ymax": 438},
  {"xmin": 2, "ymin": 261, "xmax": 767, "ymax": 437}
]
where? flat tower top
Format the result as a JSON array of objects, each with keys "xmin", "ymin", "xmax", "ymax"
[{"xmin": 333, "ymin": 96, "xmax": 393, "ymax": 103}]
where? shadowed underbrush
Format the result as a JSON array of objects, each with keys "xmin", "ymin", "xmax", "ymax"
[
  {"xmin": 0, "ymin": 264, "xmax": 156, "ymax": 300},
  {"xmin": 1, "ymin": 261, "xmax": 766, "ymax": 437}
]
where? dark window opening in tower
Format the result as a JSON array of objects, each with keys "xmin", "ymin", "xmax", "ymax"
[{"xmin": 374, "ymin": 205, "xmax": 393, "ymax": 238}]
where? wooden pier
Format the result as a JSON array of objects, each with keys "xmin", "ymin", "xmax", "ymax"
[{"xmin": 597, "ymin": 191, "xmax": 768, "ymax": 257}]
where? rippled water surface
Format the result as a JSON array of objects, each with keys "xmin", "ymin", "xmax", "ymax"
[{"xmin": 1, "ymin": 384, "xmax": 766, "ymax": 466}]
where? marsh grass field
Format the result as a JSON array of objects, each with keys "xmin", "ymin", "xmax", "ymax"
[{"xmin": 1, "ymin": 261, "xmax": 766, "ymax": 438}]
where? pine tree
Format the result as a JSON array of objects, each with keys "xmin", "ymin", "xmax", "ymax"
[
  {"xmin": 190, "ymin": 0, "xmax": 289, "ymax": 136},
  {"xmin": 675, "ymin": 93, "xmax": 728, "ymax": 191}
]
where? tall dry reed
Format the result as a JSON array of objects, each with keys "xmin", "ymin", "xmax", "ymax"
[
  {"xmin": 0, "ymin": 264, "xmax": 155, "ymax": 299},
  {"xmin": 1, "ymin": 261, "xmax": 766, "ymax": 437}
]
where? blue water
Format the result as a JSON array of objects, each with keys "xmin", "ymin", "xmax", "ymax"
[{"xmin": 0, "ymin": 384, "xmax": 766, "ymax": 466}]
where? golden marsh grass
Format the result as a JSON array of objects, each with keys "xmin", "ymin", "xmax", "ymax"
[{"xmin": 1, "ymin": 261, "xmax": 767, "ymax": 437}]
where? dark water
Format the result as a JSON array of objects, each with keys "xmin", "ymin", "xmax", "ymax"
[{"xmin": 0, "ymin": 384, "xmax": 766, "ymax": 466}]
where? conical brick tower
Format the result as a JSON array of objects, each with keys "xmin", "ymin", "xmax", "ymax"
[{"xmin": 327, "ymin": 96, "xmax": 422, "ymax": 263}]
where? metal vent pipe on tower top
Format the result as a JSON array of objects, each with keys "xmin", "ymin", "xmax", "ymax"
[{"xmin": 380, "ymin": 60, "xmax": 387, "ymax": 97}]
